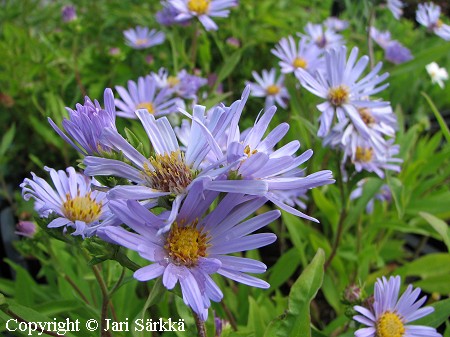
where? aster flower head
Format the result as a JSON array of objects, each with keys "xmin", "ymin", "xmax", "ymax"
[
  {"xmin": 384, "ymin": 41, "xmax": 413, "ymax": 65},
  {"xmin": 61, "ymin": 5, "xmax": 77, "ymax": 22},
  {"xmin": 152, "ymin": 68, "xmax": 208, "ymax": 100},
  {"xmin": 387, "ymin": 0, "xmax": 404, "ymax": 20},
  {"xmin": 295, "ymin": 46, "xmax": 390, "ymax": 139},
  {"xmin": 302, "ymin": 23, "xmax": 344, "ymax": 50},
  {"xmin": 247, "ymin": 68, "xmax": 290, "ymax": 110},
  {"xmin": 123, "ymin": 26, "xmax": 165, "ymax": 49},
  {"xmin": 354, "ymin": 275, "xmax": 441, "ymax": 337},
  {"xmin": 48, "ymin": 88, "xmax": 116, "ymax": 156},
  {"xmin": 20, "ymin": 167, "xmax": 112, "ymax": 238},
  {"xmin": 426, "ymin": 62, "xmax": 449, "ymax": 88},
  {"xmin": 169, "ymin": 0, "xmax": 238, "ymax": 31},
  {"xmin": 369, "ymin": 27, "xmax": 392, "ymax": 50},
  {"xmin": 271, "ymin": 36, "xmax": 323, "ymax": 74},
  {"xmin": 115, "ymin": 75, "xmax": 182, "ymax": 119},
  {"xmin": 323, "ymin": 17, "xmax": 349, "ymax": 31},
  {"xmin": 156, "ymin": 1, "xmax": 191, "ymax": 26},
  {"xmin": 416, "ymin": 2, "xmax": 450, "ymax": 41},
  {"xmin": 102, "ymin": 186, "xmax": 278, "ymax": 321}
]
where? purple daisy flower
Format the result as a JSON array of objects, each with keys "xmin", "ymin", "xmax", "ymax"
[
  {"xmin": 61, "ymin": 5, "xmax": 77, "ymax": 22},
  {"xmin": 295, "ymin": 46, "xmax": 390, "ymax": 139},
  {"xmin": 416, "ymin": 2, "xmax": 450, "ymax": 41},
  {"xmin": 302, "ymin": 23, "xmax": 344, "ymax": 50},
  {"xmin": 102, "ymin": 185, "xmax": 278, "ymax": 321},
  {"xmin": 123, "ymin": 26, "xmax": 165, "ymax": 49},
  {"xmin": 247, "ymin": 68, "xmax": 290, "ymax": 110},
  {"xmin": 271, "ymin": 36, "xmax": 323, "ymax": 74},
  {"xmin": 85, "ymin": 90, "xmax": 268, "ymax": 232},
  {"xmin": 350, "ymin": 179, "xmax": 392, "ymax": 214},
  {"xmin": 369, "ymin": 27, "xmax": 393, "ymax": 50},
  {"xmin": 169, "ymin": 0, "xmax": 238, "ymax": 31},
  {"xmin": 323, "ymin": 17, "xmax": 349, "ymax": 31},
  {"xmin": 156, "ymin": 1, "xmax": 191, "ymax": 26},
  {"xmin": 115, "ymin": 75, "xmax": 181, "ymax": 119},
  {"xmin": 387, "ymin": 0, "xmax": 404, "ymax": 20},
  {"xmin": 353, "ymin": 276, "xmax": 441, "ymax": 337},
  {"xmin": 152, "ymin": 68, "xmax": 207, "ymax": 100},
  {"xmin": 384, "ymin": 41, "xmax": 413, "ymax": 64},
  {"xmin": 48, "ymin": 88, "xmax": 116, "ymax": 156},
  {"xmin": 20, "ymin": 167, "xmax": 113, "ymax": 238}
]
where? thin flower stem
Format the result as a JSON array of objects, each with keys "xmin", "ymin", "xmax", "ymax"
[
  {"xmin": 92, "ymin": 265, "xmax": 113, "ymax": 337},
  {"xmin": 193, "ymin": 311, "xmax": 207, "ymax": 337},
  {"xmin": 221, "ymin": 301, "xmax": 237, "ymax": 330},
  {"xmin": 325, "ymin": 161, "xmax": 347, "ymax": 270},
  {"xmin": 63, "ymin": 274, "xmax": 91, "ymax": 305}
]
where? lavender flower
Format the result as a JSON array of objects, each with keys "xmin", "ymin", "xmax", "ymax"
[
  {"xmin": 21, "ymin": 167, "xmax": 112, "ymax": 238},
  {"xmin": 271, "ymin": 36, "xmax": 323, "ymax": 74},
  {"xmin": 416, "ymin": 2, "xmax": 450, "ymax": 41},
  {"xmin": 152, "ymin": 68, "xmax": 207, "ymax": 100},
  {"xmin": 323, "ymin": 17, "xmax": 349, "ymax": 31},
  {"xmin": 350, "ymin": 179, "xmax": 392, "ymax": 214},
  {"xmin": 115, "ymin": 75, "xmax": 181, "ymax": 119},
  {"xmin": 102, "ymin": 187, "xmax": 278, "ymax": 321},
  {"xmin": 302, "ymin": 23, "xmax": 344, "ymax": 50},
  {"xmin": 15, "ymin": 221, "xmax": 37, "ymax": 238},
  {"xmin": 369, "ymin": 27, "xmax": 392, "ymax": 49},
  {"xmin": 123, "ymin": 26, "xmax": 165, "ymax": 49},
  {"xmin": 169, "ymin": 0, "xmax": 238, "ymax": 31},
  {"xmin": 247, "ymin": 69, "xmax": 290, "ymax": 110},
  {"xmin": 384, "ymin": 41, "xmax": 413, "ymax": 64},
  {"xmin": 156, "ymin": 1, "xmax": 191, "ymax": 26},
  {"xmin": 353, "ymin": 276, "xmax": 441, "ymax": 337},
  {"xmin": 61, "ymin": 5, "xmax": 77, "ymax": 23},
  {"xmin": 295, "ymin": 46, "xmax": 390, "ymax": 139},
  {"xmin": 386, "ymin": 0, "xmax": 404, "ymax": 20},
  {"xmin": 48, "ymin": 88, "xmax": 116, "ymax": 156}
]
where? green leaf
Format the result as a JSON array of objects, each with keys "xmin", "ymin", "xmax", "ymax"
[
  {"xmin": 345, "ymin": 178, "xmax": 383, "ymax": 227},
  {"xmin": 421, "ymin": 92, "xmax": 450, "ymax": 143},
  {"xmin": 414, "ymin": 298, "xmax": 450, "ymax": 328},
  {"xmin": 268, "ymin": 248, "xmax": 301, "ymax": 292},
  {"xmin": 141, "ymin": 277, "xmax": 166, "ymax": 320},
  {"xmin": 264, "ymin": 249, "xmax": 325, "ymax": 337},
  {"xmin": 248, "ymin": 297, "xmax": 266, "ymax": 337},
  {"xmin": 0, "ymin": 124, "xmax": 15, "ymax": 157},
  {"xmin": 215, "ymin": 50, "xmax": 242, "ymax": 87},
  {"xmin": 419, "ymin": 212, "xmax": 450, "ymax": 252},
  {"xmin": 396, "ymin": 253, "xmax": 450, "ymax": 281}
]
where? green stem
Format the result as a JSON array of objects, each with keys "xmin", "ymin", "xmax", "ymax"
[
  {"xmin": 92, "ymin": 265, "xmax": 113, "ymax": 337},
  {"xmin": 193, "ymin": 310, "xmax": 207, "ymax": 337},
  {"xmin": 3, "ymin": 309, "xmax": 62, "ymax": 337},
  {"xmin": 190, "ymin": 21, "xmax": 200, "ymax": 70}
]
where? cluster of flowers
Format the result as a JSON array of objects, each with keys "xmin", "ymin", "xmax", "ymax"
[{"xmin": 21, "ymin": 86, "xmax": 335, "ymax": 320}]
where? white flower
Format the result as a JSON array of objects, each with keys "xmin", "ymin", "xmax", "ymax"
[{"xmin": 426, "ymin": 62, "xmax": 448, "ymax": 89}]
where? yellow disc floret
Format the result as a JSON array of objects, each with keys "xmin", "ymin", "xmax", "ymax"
[
  {"xmin": 266, "ymin": 85, "xmax": 280, "ymax": 95},
  {"xmin": 136, "ymin": 102, "xmax": 155, "ymax": 114},
  {"xmin": 355, "ymin": 147, "xmax": 373, "ymax": 163},
  {"xmin": 62, "ymin": 192, "xmax": 102, "ymax": 223},
  {"xmin": 244, "ymin": 145, "xmax": 258, "ymax": 157},
  {"xmin": 358, "ymin": 108, "xmax": 375, "ymax": 125},
  {"xmin": 328, "ymin": 85, "xmax": 350, "ymax": 106},
  {"xmin": 165, "ymin": 220, "xmax": 210, "ymax": 267},
  {"xmin": 135, "ymin": 38, "xmax": 149, "ymax": 46},
  {"xmin": 143, "ymin": 150, "xmax": 193, "ymax": 194},
  {"xmin": 293, "ymin": 57, "xmax": 308, "ymax": 69},
  {"xmin": 376, "ymin": 311, "xmax": 405, "ymax": 337},
  {"xmin": 167, "ymin": 76, "xmax": 180, "ymax": 88},
  {"xmin": 188, "ymin": 0, "xmax": 210, "ymax": 15}
]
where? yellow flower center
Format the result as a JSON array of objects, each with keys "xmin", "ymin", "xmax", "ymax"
[
  {"xmin": 376, "ymin": 312, "xmax": 405, "ymax": 337},
  {"xmin": 164, "ymin": 220, "xmax": 210, "ymax": 267},
  {"xmin": 143, "ymin": 150, "xmax": 193, "ymax": 194},
  {"xmin": 358, "ymin": 108, "xmax": 375, "ymax": 125},
  {"xmin": 436, "ymin": 19, "xmax": 443, "ymax": 28},
  {"xmin": 136, "ymin": 102, "xmax": 155, "ymax": 114},
  {"xmin": 187, "ymin": 0, "xmax": 210, "ymax": 14},
  {"xmin": 244, "ymin": 145, "xmax": 258, "ymax": 157},
  {"xmin": 293, "ymin": 57, "xmax": 307, "ymax": 69},
  {"xmin": 135, "ymin": 38, "xmax": 149, "ymax": 46},
  {"xmin": 355, "ymin": 147, "xmax": 373, "ymax": 163},
  {"xmin": 62, "ymin": 192, "xmax": 102, "ymax": 223},
  {"xmin": 328, "ymin": 85, "xmax": 350, "ymax": 106},
  {"xmin": 167, "ymin": 76, "xmax": 180, "ymax": 88},
  {"xmin": 266, "ymin": 85, "xmax": 280, "ymax": 95}
]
